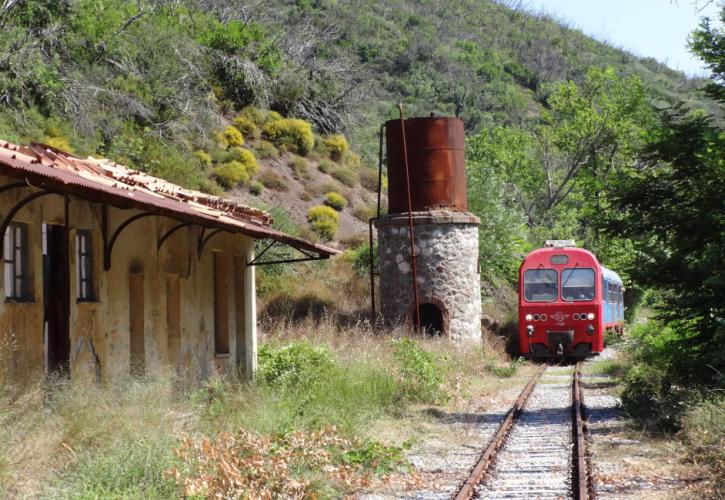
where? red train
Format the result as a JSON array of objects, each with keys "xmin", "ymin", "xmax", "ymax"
[{"xmin": 518, "ymin": 240, "xmax": 624, "ymax": 360}]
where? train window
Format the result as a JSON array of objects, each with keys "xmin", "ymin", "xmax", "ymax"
[
  {"xmin": 523, "ymin": 269, "xmax": 558, "ymax": 302},
  {"xmin": 561, "ymin": 268, "xmax": 595, "ymax": 301},
  {"xmin": 550, "ymin": 255, "xmax": 569, "ymax": 265}
]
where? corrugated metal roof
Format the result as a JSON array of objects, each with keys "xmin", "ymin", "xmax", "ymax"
[{"xmin": 0, "ymin": 140, "xmax": 339, "ymax": 258}]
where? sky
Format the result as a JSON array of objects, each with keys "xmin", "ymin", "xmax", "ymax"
[{"xmin": 523, "ymin": 0, "xmax": 722, "ymax": 77}]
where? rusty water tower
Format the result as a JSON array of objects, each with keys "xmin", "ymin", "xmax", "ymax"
[{"xmin": 371, "ymin": 116, "xmax": 482, "ymax": 341}]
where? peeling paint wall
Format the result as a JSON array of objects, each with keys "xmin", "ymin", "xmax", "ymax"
[{"xmin": 0, "ymin": 174, "xmax": 257, "ymax": 382}]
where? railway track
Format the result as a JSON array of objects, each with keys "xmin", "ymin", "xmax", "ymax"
[{"xmin": 453, "ymin": 362, "xmax": 591, "ymax": 500}]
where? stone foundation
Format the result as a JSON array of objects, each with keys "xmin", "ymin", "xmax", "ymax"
[{"xmin": 375, "ymin": 211, "xmax": 482, "ymax": 342}]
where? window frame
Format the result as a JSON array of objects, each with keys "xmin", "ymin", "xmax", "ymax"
[
  {"xmin": 3, "ymin": 222, "xmax": 30, "ymax": 302},
  {"xmin": 561, "ymin": 267, "xmax": 596, "ymax": 302},
  {"xmin": 523, "ymin": 268, "xmax": 559, "ymax": 303},
  {"xmin": 75, "ymin": 229, "xmax": 95, "ymax": 302}
]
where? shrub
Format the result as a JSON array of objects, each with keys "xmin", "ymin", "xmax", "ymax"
[
  {"xmin": 288, "ymin": 156, "xmax": 309, "ymax": 179},
  {"xmin": 223, "ymin": 125, "xmax": 245, "ymax": 147},
  {"xmin": 321, "ymin": 181, "xmax": 339, "ymax": 194},
  {"xmin": 318, "ymin": 159, "xmax": 334, "ymax": 174},
  {"xmin": 232, "ymin": 116, "xmax": 259, "ymax": 139},
  {"xmin": 240, "ymin": 106, "xmax": 266, "ymax": 126},
  {"xmin": 265, "ymin": 110, "xmax": 282, "ymax": 123},
  {"xmin": 258, "ymin": 342, "xmax": 334, "ymax": 387},
  {"xmin": 352, "ymin": 203, "xmax": 376, "ymax": 222},
  {"xmin": 255, "ymin": 140, "xmax": 279, "ymax": 159},
  {"xmin": 330, "ymin": 166, "xmax": 358, "ymax": 187},
  {"xmin": 229, "ymin": 147, "xmax": 259, "ymax": 176},
  {"xmin": 300, "ymin": 190, "xmax": 313, "ymax": 201},
  {"xmin": 171, "ymin": 427, "xmax": 406, "ymax": 498},
  {"xmin": 249, "ymin": 180, "xmax": 263, "ymax": 195},
  {"xmin": 358, "ymin": 168, "xmax": 379, "ymax": 191},
  {"xmin": 322, "ymin": 134, "xmax": 349, "ymax": 161},
  {"xmin": 324, "ymin": 192, "xmax": 347, "ymax": 211},
  {"xmin": 341, "ymin": 151, "xmax": 361, "ymax": 169},
  {"xmin": 214, "ymin": 161, "xmax": 250, "ymax": 188},
  {"xmin": 212, "ymin": 130, "xmax": 229, "ymax": 149},
  {"xmin": 392, "ymin": 338, "xmax": 448, "ymax": 404},
  {"xmin": 194, "ymin": 149, "xmax": 212, "ymax": 168},
  {"xmin": 262, "ymin": 118, "xmax": 315, "ymax": 155},
  {"xmin": 198, "ymin": 178, "xmax": 224, "ymax": 196},
  {"xmin": 307, "ymin": 205, "xmax": 339, "ymax": 241},
  {"xmin": 263, "ymin": 284, "xmax": 335, "ymax": 321},
  {"xmin": 343, "ymin": 242, "xmax": 377, "ymax": 277},
  {"xmin": 43, "ymin": 136, "xmax": 73, "ymax": 153},
  {"xmin": 681, "ymin": 395, "xmax": 725, "ymax": 492},
  {"xmin": 209, "ymin": 147, "xmax": 233, "ymax": 164},
  {"xmin": 257, "ymin": 169, "xmax": 288, "ymax": 191}
]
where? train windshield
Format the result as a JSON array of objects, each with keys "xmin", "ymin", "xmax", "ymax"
[
  {"xmin": 523, "ymin": 269, "xmax": 558, "ymax": 302},
  {"xmin": 562, "ymin": 268, "xmax": 595, "ymax": 301}
]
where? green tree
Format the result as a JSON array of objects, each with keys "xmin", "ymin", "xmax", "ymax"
[
  {"xmin": 603, "ymin": 11, "xmax": 725, "ymax": 382},
  {"xmin": 466, "ymin": 130, "xmax": 529, "ymax": 281},
  {"xmin": 689, "ymin": 7, "xmax": 725, "ymax": 103}
]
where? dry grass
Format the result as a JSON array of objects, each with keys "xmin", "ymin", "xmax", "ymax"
[{"xmin": 0, "ymin": 260, "xmax": 529, "ymax": 498}]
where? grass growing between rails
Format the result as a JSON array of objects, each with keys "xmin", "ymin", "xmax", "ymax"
[{"xmin": 0, "ymin": 320, "xmax": 527, "ymax": 498}]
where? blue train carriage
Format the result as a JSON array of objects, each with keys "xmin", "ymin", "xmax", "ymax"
[{"xmin": 600, "ymin": 266, "xmax": 625, "ymax": 334}]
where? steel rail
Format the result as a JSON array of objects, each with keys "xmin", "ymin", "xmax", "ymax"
[
  {"xmin": 572, "ymin": 361, "xmax": 592, "ymax": 500},
  {"xmin": 452, "ymin": 365, "xmax": 546, "ymax": 500}
]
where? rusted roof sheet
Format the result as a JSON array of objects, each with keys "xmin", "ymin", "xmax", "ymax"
[{"xmin": 0, "ymin": 140, "xmax": 339, "ymax": 257}]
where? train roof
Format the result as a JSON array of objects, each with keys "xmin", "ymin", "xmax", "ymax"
[
  {"xmin": 600, "ymin": 266, "xmax": 623, "ymax": 285},
  {"xmin": 521, "ymin": 245, "xmax": 599, "ymax": 264}
]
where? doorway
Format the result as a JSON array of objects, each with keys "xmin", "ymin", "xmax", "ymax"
[
  {"xmin": 43, "ymin": 224, "xmax": 70, "ymax": 373},
  {"xmin": 418, "ymin": 303, "xmax": 444, "ymax": 336},
  {"xmin": 129, "ymin": 272, "xmax": 145, "ymax": 375}
]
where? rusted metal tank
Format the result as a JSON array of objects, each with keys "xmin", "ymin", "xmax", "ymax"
[{"xmin": 385, "ymin": 117, "xmax": 467, "ymax": 213}]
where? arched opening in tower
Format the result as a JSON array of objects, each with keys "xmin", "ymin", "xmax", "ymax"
[{"xmin": 418, "ymin": 303, "xmax": 445, "ymax": 336}]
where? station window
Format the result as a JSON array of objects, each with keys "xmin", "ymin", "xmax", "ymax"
[
  {"xmin": 76, "ymin": 230, "xmax": 94, "ymax": 301},
  {"xmin": 3, "ymin": 223, "xmax": 30, "ymax": 301}
]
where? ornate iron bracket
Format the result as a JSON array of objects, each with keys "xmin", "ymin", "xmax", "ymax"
[
  {"xmin": 0, "ymin": 190, "xmax": 57, "ymax": 260},
  {"xmin": 157, "ymin": 222, "xmax": 196, "ymax": 250},
  {"xmin": 103, "ymin": 207, "xmax": 156, "ymax": 270},
  {"xmin": 197, "ymin": 228, "xmax": 226, "ymax": 259},
  {"xmin": 0, "ymin": 181, "xmax": 30, "ymax": 197}
]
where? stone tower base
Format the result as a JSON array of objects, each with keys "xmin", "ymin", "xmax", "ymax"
[{"xmin": 375, "ymin": 211, "xmax": 482, "ymax": 342}]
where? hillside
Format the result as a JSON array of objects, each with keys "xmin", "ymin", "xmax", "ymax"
[{"xmin": 0, "ymin": 0, "xmax": 715, "ymax": 245}]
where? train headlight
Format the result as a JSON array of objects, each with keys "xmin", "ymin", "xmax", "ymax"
[
  {"xmin": 587, "ymin": 313, "xmax": 595, "ymax": 320},
  {"xmin": 525, "ymin": 314, "xmax": 533, "ymax": 321}
]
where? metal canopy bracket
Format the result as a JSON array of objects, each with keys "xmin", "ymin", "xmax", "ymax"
[
  {"xmin": 246, "ymin": 239, "xmax": 329, "ymax": 266},
  {"xmin": 103, "ymin": 208, "xmax": 156, "ymax": 270},
  {"xmin": 197, "ymin": 228, "xmax": 226, "ymax": 259},
  {"xmin": 158, "ymin": 222, "xmax": 195, "ymax": 250},
  {"xmin": 0, "ymin": 189, "xmax": 58, "ymax": 260}
]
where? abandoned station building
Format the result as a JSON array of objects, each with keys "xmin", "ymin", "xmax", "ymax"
[{"xmin": 0, "ymin": 141, "xmax": 337, "ymax": 382}]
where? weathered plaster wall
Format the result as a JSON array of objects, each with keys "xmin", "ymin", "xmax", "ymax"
[
  {"xmin": 0, "ymin": 174, "xmax": 257, "ymax": 382},
  {"xmin": 376, "ymin": 211, "xmax": 482, "ymax": 342}
]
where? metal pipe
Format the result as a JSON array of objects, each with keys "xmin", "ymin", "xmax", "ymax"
[
  {"xmin": 369, "ymin": 123, "xmax": 386, "ymax": 327},
  {"xmin": 368, "ymin": 217, "xmax": 377, "ymax": 327},
  {"xmin": 377, "ymin": 124, "xmax": 385, "ymax": 217},
  {"xmin": 398, "ymin": 103, "xmax": 421, "ymax": 332}
]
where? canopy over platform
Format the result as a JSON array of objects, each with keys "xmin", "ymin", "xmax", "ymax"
[{"xmin": 0, "ymin": 141, "xmax": 339, "ymax": 262}]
